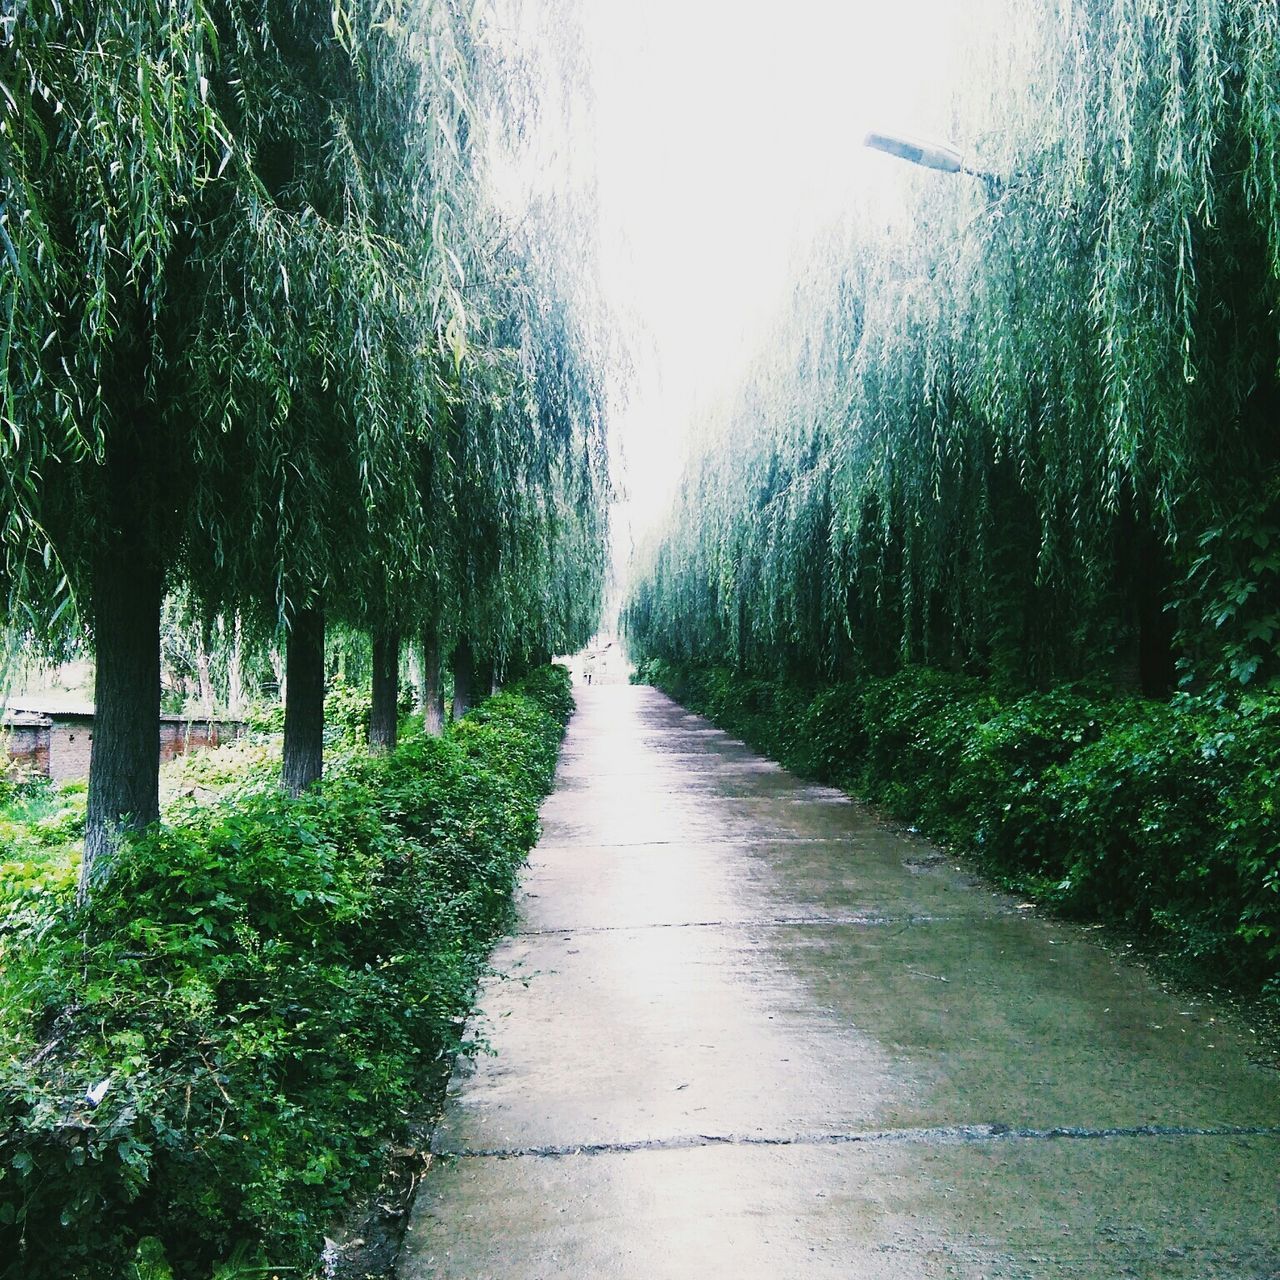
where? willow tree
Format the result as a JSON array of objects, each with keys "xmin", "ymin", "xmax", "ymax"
[
  {"xmin": 3, "ymin": 0, "xmax": 612, "ymax": 880},
  {"xmin": 440, "ymin": 236, "xmax": 610, "ymax": 714},
  {"xmin": 0, "ymin": 1, "xmax": 495, "ymax": 872},
  {"xmin": 1, "ymin": 4, "xmax": 234, "ymax": 883},
  {"xmin": 401, "ymin": 0, "xmax": 612, "ymax": 725},
  {"xmin": 629, "ymin": 0, "xmax": 1280, "ymax": 699},
  {"xmin": 178, "ymin": 0, "xmax": 461, "ymax": 791}
]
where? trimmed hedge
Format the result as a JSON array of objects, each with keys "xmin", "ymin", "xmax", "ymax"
[
  {"xmin": 637, "ymin": 659, "xmax": 1279, "ymax": 999},
  {"xmin": 0, "ymin": 666, "xmax": 573, "ymax": 1279}
]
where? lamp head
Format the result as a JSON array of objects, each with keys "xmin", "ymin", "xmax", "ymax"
[{"xmin": 863, "ymin": 130, "xmax": 964, "ymax": 174}]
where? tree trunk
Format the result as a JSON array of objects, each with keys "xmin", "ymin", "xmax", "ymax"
[
  {"xmin": 83, "ymin": 548, "xmax": 163, "ymax": 895},
  {"xmin": 474, "ymin": 652, "xmax": 495, "ymax": 702},
  {"xmin": 1137, "ymin": 565, "xmax": 1177, "ymax": 697},
  {"xmin": 282, "ymin": 604, "xmax": 325, "ymax": 795},
  {"xmin": 228, "ymin": 613, "xmax": 245, "ymax": 717},
  {"xmin": 451, "ymin": 638, "xmax": 473, "ymax": 720},
  {"xmin": 423, "ymin": 634, "xmax": 445, "ymax": 735},
  {"xmin": 1119, "ymin": 490, "xmax": 1177, "ymax": 699},
  {"xmin": 369, "ymin": 627, "xmax": 400, "ymax": 753},
  {"xmin": 407, "ymin": 640, "xmax": 425, "ymax": 712},
  {"xmin": 196, "ymin": 639, "xmax": 215, "ymax": 720}
]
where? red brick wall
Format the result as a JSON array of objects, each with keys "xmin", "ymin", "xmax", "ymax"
[
  {"xmin": 49, "ymin": 721, "xmax": 94, "ymax": 783},
  {"xmin": 4, "ymin": 724, "xmax": 51, "ymax": 777},
  {"xmin": 160, "ymin": 720, "xmax": 244, "ymax": 764},
  {"xmin": 7, "ymin": 717, "xmax": 248, "ymax": 782}
]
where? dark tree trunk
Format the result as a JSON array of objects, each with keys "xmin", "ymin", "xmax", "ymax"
[
  {"xmin": 82, "ymin": 546, "xmax": 164, "ymax": 895},
  {"xmin": 283, "ymin": 603, "xmax": 325, "ymax": 796},
  {"xmin": 451, "ymin": 638, "xmax": 474, "ymax": 720},
  {"xmin": 1118, "ymin": 490, "xmax": 1178, "ymax": 699},
  {"xmin": 1137, "ymin": 556, "xmax": 1177, "ymax": 698},
  {"xmin": 369, "ymin": 628, "xmax": 400, "ymax": 753},
  {"xmin": 474, "ymin": 652, "xmax": 496, "ymax": 700},
  {"xmin": 423, "ymin": 634, "xmax": 445, "ymax": 735}
]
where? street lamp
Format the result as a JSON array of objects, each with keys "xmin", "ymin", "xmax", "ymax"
[{"xmin": 864, "ymin": 130, "xmax": 1003, "ymax": 197}]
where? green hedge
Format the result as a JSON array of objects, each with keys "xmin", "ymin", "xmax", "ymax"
[
  {"xmin": 636, "ymin": 659, "xmax": 1279, "ymax": 999},
  {"xmin": 0, "ymin": 666, "xmax": 573, "ymax": 1280}
]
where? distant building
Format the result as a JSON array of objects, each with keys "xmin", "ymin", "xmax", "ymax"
[{"xmin": 2, "ymin": 706, "xmax": 245, "ymax": 782}]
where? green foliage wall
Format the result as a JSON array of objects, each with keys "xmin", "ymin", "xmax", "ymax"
[{"xmin": 627, "ymin": 0, "xmax": 1280, "ymax": 696}]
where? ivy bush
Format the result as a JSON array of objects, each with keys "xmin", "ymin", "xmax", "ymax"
[
  {"xmin": 0, "ymin": 666, "xmax": 573, "ymax": 1279},
  {"xmin": 640, "ymin": 661, "xmax": 1279, "ymax": 1002}
]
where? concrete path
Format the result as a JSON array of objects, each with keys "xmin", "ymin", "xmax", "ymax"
[{"xmin": 401, "ymin": 686, "xmax": 1280, "ymax": 1279}]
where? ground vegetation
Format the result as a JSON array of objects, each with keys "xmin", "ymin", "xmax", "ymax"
[{"xmin": 0, "ymin": 666, "xmax": 573, "ymax": 1278}]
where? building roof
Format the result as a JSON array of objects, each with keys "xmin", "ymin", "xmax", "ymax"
[
  {"xmin": 2, "ymin": 709, "xmax": 53, "ymax": 728},
  {"xmin": 4, "ymin": 703, "xmax": 244, "ymax": 725}
]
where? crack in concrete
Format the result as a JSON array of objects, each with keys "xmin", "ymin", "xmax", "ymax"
[
  {"xmin": 434, "ymin": 1122, "xmax": 1280, "ymax": 1161},
  {"xmin": 513, "ymin": 912, "xmax": 1013, "ymax": 937},
  {"xmin": 534, "ymin": 835, "xmax": 889, "ymax": 851}
]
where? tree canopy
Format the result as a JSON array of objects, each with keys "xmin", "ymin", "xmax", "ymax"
[
  {"xmin": 1, "ymin": 0, "xmax": 610, "ymax": 882},
  {"xmin": 627, "ymin": 0, "xmax": 1280, "ymax": 699}
]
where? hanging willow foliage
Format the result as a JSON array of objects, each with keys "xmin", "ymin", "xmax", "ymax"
[
  {"xmin": 628, "ymin": 0, "xmax": 1280, "ymax": 697},
  {"xmin": 1, "ymin": 0, "xmax": 610, "ymax": 877}
]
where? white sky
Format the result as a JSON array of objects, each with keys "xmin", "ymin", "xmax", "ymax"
[
  {"xmin": 580, "ymin": 0, "xmax": 992, "ymax": 554},
  {"xmin": 491, "ymin": 0, "xmax": 1007, "ymax": 614}
]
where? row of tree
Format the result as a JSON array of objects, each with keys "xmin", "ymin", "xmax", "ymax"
[
  {"xmin": 627, "ymin": 0, "xmax": 1279, "ymax": 700},
  {"xmin": 1, "ymin": 1, "xmax": 609, "ymax": 890}
]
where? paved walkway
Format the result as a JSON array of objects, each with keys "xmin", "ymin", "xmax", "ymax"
[{"xmin": 402, "ymin": 685, "xmax": 1280, "ymax": 1279}]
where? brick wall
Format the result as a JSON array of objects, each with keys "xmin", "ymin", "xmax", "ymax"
[
  {"xmin": 6, "ymin": 715, "xmax": 245, "ymax": 782},
  {"xmin": 3, "ymin": 723, "xmax": 51, "ymax": 777},
  {"xmin": 159, "ymin": 719, "xmax": 245, "ymax": 764},
  {"xmin": 49, "ymin": 718, "xmax": 94, "ymax": 783}
]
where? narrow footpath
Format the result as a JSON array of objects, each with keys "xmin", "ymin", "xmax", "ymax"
[{"xmin": 401, "ymin": 685, "xmax": 1280, "ymax": 1279}]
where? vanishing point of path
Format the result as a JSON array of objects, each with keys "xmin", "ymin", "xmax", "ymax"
[{"xmin": 402, "ymin": 685, "xmax": 1280, "ymax": 1279}]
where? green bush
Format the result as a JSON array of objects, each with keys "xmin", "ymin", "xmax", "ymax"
[
  {"xmin": 0, "ymin": 665, "xmax": 573, "ymax": 1279},
  {"xmin": 949, "ymin": 686, "xmax": 1118, "ymax": 874},
  {"xmin": 855, "ymin": 668, "xmax": 995, "ymax": 827},
  {"xmin": 1043, "ymin": 693, "xmax": 1280, "ymax": 983},
  {"xmin": 511, "ymin": 664, "xmax": 575, "ymax": 728},
  {"xmin": 796, "ymin": 684, "xmax": 867, "ymax": 784}
]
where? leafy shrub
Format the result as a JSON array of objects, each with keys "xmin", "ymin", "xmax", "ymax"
[
  {"xmin": 949, "ymin": 686, "xmax": 1118, "ymax": 874},
  {"xmin": 855, "ymin": 667, "xmax": 995, "ymax": 827},
  {"xmin": 0, "ymin": 666, "xmax": 573, "ymax": 1279},
  {"xmin": 1045, "ymin": 693, "xmax": 1280, "ymax": 983},
  {"xmin": 323, "ymin": 677, "xmax": 373, "ymax": 743},
  {"xmin": 797, "ymin": 684, "xmax": 867, "ymax": 784},
  {"xmin": 512, "ymin": 664, "xmax": 575, "ymax": 727},
  {"xmin": 160, "ymin": 739, "xmax": 277, "ymax": 800},
  {"xmin": 0, "ymin": 782, "xmax": 87, "ymax": 909}
]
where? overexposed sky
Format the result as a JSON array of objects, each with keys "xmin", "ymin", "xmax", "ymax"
[
  {"xmin": 582, "ymin": 0, "xmax": 995, "ymax": 548},
  {"xmin": 491, "ymin": 0, "xmax": 1008, "ymax": 596}
]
